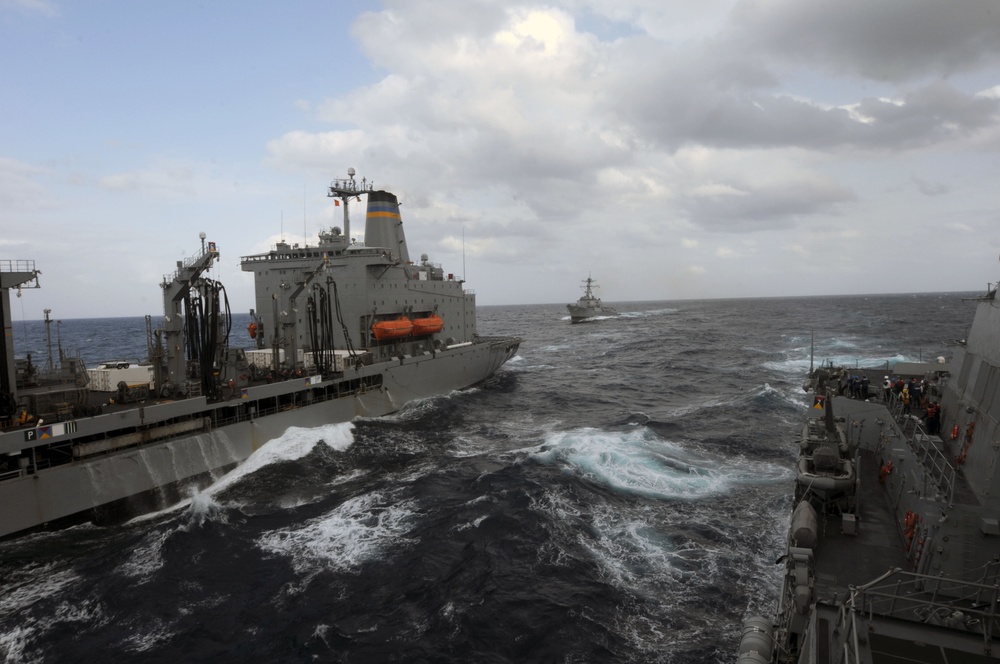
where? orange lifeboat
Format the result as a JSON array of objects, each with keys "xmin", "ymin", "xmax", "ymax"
[
  {"xmin": 371, "ymin": 316, "xmax": 413, "ymax": 341},
  {"xmin": 411, "ymin": 314, "xmax": 444, "ymax": 336}
]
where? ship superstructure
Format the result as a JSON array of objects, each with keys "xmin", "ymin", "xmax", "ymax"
[
  {"xmin": 240, "ymin": 171, "xmax": 477, "ymax": 373},
  {"xmin": 0, "ymin": 171, "xmax": 520, "ymax": 539}
]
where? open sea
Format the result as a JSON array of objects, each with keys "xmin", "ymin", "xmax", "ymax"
[{"xmin": 0, "ymin": 293, "xmax": 981, "ymax": 663}]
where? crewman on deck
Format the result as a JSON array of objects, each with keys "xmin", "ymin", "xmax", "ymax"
[
  {"xmin": 925, "ymin": 402, "xmax": 940, "ymax": 435},
  {"xmin": 880, "ymin": 460, "xmax": 893, "ymax": 484}
]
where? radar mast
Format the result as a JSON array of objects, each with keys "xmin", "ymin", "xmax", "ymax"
[{"xmin": 327, "ymin": 167, "xmax": 375, "ymax": 245}]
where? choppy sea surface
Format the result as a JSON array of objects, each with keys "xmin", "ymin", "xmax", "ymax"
[{"xmin": 0, "ymin": 293, "xmax": 980, "ymax": 662}]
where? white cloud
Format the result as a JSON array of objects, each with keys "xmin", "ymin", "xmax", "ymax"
[
  {"xmin": 4, "ymin": 0, "xmax": 1000, "ymax": 315},
  {"xmin": 978, "ymin": 85, "xmax": 1000, "ymax": 100}
]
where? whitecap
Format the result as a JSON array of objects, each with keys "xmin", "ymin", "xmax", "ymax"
[
  {"xmin": 538, "ymin": 344, "xmax": 573, "ymax": 352},
  {"xmin": 531, "ymin": 428, "xmax": 726, "ymax": 500},
  {"xmin": 115, "ymin": 422, "xmax": 357, "ymax": 532},
  {"xmin": 118, "ymin": 528, "xmax": 171, "ymax": 582},
  {"xmin": 257, "ymin": 491, "xmax": 417, "ymax": 578},
  {"xmin": 205, "ymin": 421, "xmax": 355, "ymax": 497}
]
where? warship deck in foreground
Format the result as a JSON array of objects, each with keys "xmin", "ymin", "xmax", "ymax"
[
  {"xmin": 566, "ymin": 276, "xmax": 617, "ymax": 323},
  {"xmin": 739, "ymin": 284, "xmax": 1000, "ymax": 663},
  {"xmin": 0, "ymin": 171, "xmax": 521, "ymax": 540}
]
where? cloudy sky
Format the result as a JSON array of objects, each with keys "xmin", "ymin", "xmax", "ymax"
[{"xmin": 3, "ymin": 0, "xmax": 1000, "ymax": 318}]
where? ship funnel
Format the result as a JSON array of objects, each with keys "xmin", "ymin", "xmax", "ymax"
[{"xmin": 365, "ymin": 190, "xmax": 410, "ymax": 264}]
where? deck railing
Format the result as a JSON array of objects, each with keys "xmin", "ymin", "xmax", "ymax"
[
  {"xmin": 877, "ymin": 392, "xmax": 957, "ymax": 506},
  {"xmin": 0, "ymin": 259, "xmax": 37, "ymax": 273},
  {"xmin": 842, "ymin": 568, "xmax": 1000, "ymax": 655}
]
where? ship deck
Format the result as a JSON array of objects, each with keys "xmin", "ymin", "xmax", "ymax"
[
  {"xmin": 811, "ymin": 446, "xmax": 909, "ymax": 603},
  {"xmin": 804, "ymin": 396, "xmax": 1000, "ymax": 661}
]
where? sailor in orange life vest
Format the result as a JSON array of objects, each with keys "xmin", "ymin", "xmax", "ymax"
[{"xmin": 879, "ymin": 460, "xmax": 893, "ymax": 484}]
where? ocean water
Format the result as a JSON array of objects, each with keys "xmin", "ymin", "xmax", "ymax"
[{"xmin": 0, "ymin": 293, "xmax": 980, "ymax": 663}]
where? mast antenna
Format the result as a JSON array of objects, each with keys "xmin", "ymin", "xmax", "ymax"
[
  {"xmin": 810, "ymin": 331, "xmax": 815, "ymax": 375},
  {"xmin": 327, "ymin": 167, "xmax": 374, "ymax": 245}
]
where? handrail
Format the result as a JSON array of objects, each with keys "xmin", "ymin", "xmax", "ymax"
[
  {"xmin": 850, "ymin": 568, "xmax": 999, "ymax": 654},
  {"xmin": 870, "ymin": 391, "xmax": 956, "ymax": 507},
  {"xmin": 0, "ymin": 259, "xmax": 37, "ymax": 272},
  {"xmin": 898, "ymin": 415, "xmax": 956, "ymax": 506},
  {"xmin": 831, "ymin": 601, "xmax": 863, "ymax": 663},
  {"xmin": 0, "ymin": 468, "xmax": 24, "ymax": 482}
]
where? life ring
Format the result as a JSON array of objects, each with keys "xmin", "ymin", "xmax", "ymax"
[{"xmin": 951, "ymin": 425, "xmax": 960, "ymax": 440}]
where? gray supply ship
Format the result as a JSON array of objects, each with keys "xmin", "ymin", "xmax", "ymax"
[
  {"xmin": 739, "ymin": 282, "xmax": 1000, "ymax": 662},
  {"xmin": 566, "ymin": 276, "xmax": 616, "ymax": 323},
  {"xmin": 0, "ymin": 171, "xmax": 521, "ymax": 540}
]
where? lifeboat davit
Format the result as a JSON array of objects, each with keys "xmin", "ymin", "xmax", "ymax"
[
  {"xmin": 411, "ymin": 314, "xmax": 444, "ymax": 336},
  {"xmin": 372, "ymin": 317, "xmax": 413, "ymax": 341}
]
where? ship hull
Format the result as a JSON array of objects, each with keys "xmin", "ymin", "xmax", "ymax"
[
  {"xmin": 0, "ymin": 339, "xmax": 518, "ymax": 538},
  {"xmin": 567, "ymin": 304, "xmax": 616, "ymax": 323}
]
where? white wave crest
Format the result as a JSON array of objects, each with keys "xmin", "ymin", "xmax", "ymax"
[
  {"xmin": 531, "ymin": 428, "xmax": 727, "ymax": 499},
  {"xmin": 112, "ymin": 422, "xmax": 359, "ymax": 561},
  {"xmin": 257, "ymin": 492, "xmax": 417, "ymax": 577},
  {"xmin": 205, "ymin": 422, "xmax": 355, "ymax": 497}
]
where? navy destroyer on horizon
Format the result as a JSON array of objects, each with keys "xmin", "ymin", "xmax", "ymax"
[
  {"xmin": 566, "ymin": 276, "xmax": 617, "ymax": 323},
  {"xmin": 0, "ymin": 170, "xmax": 521, "ymax": 540}
]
